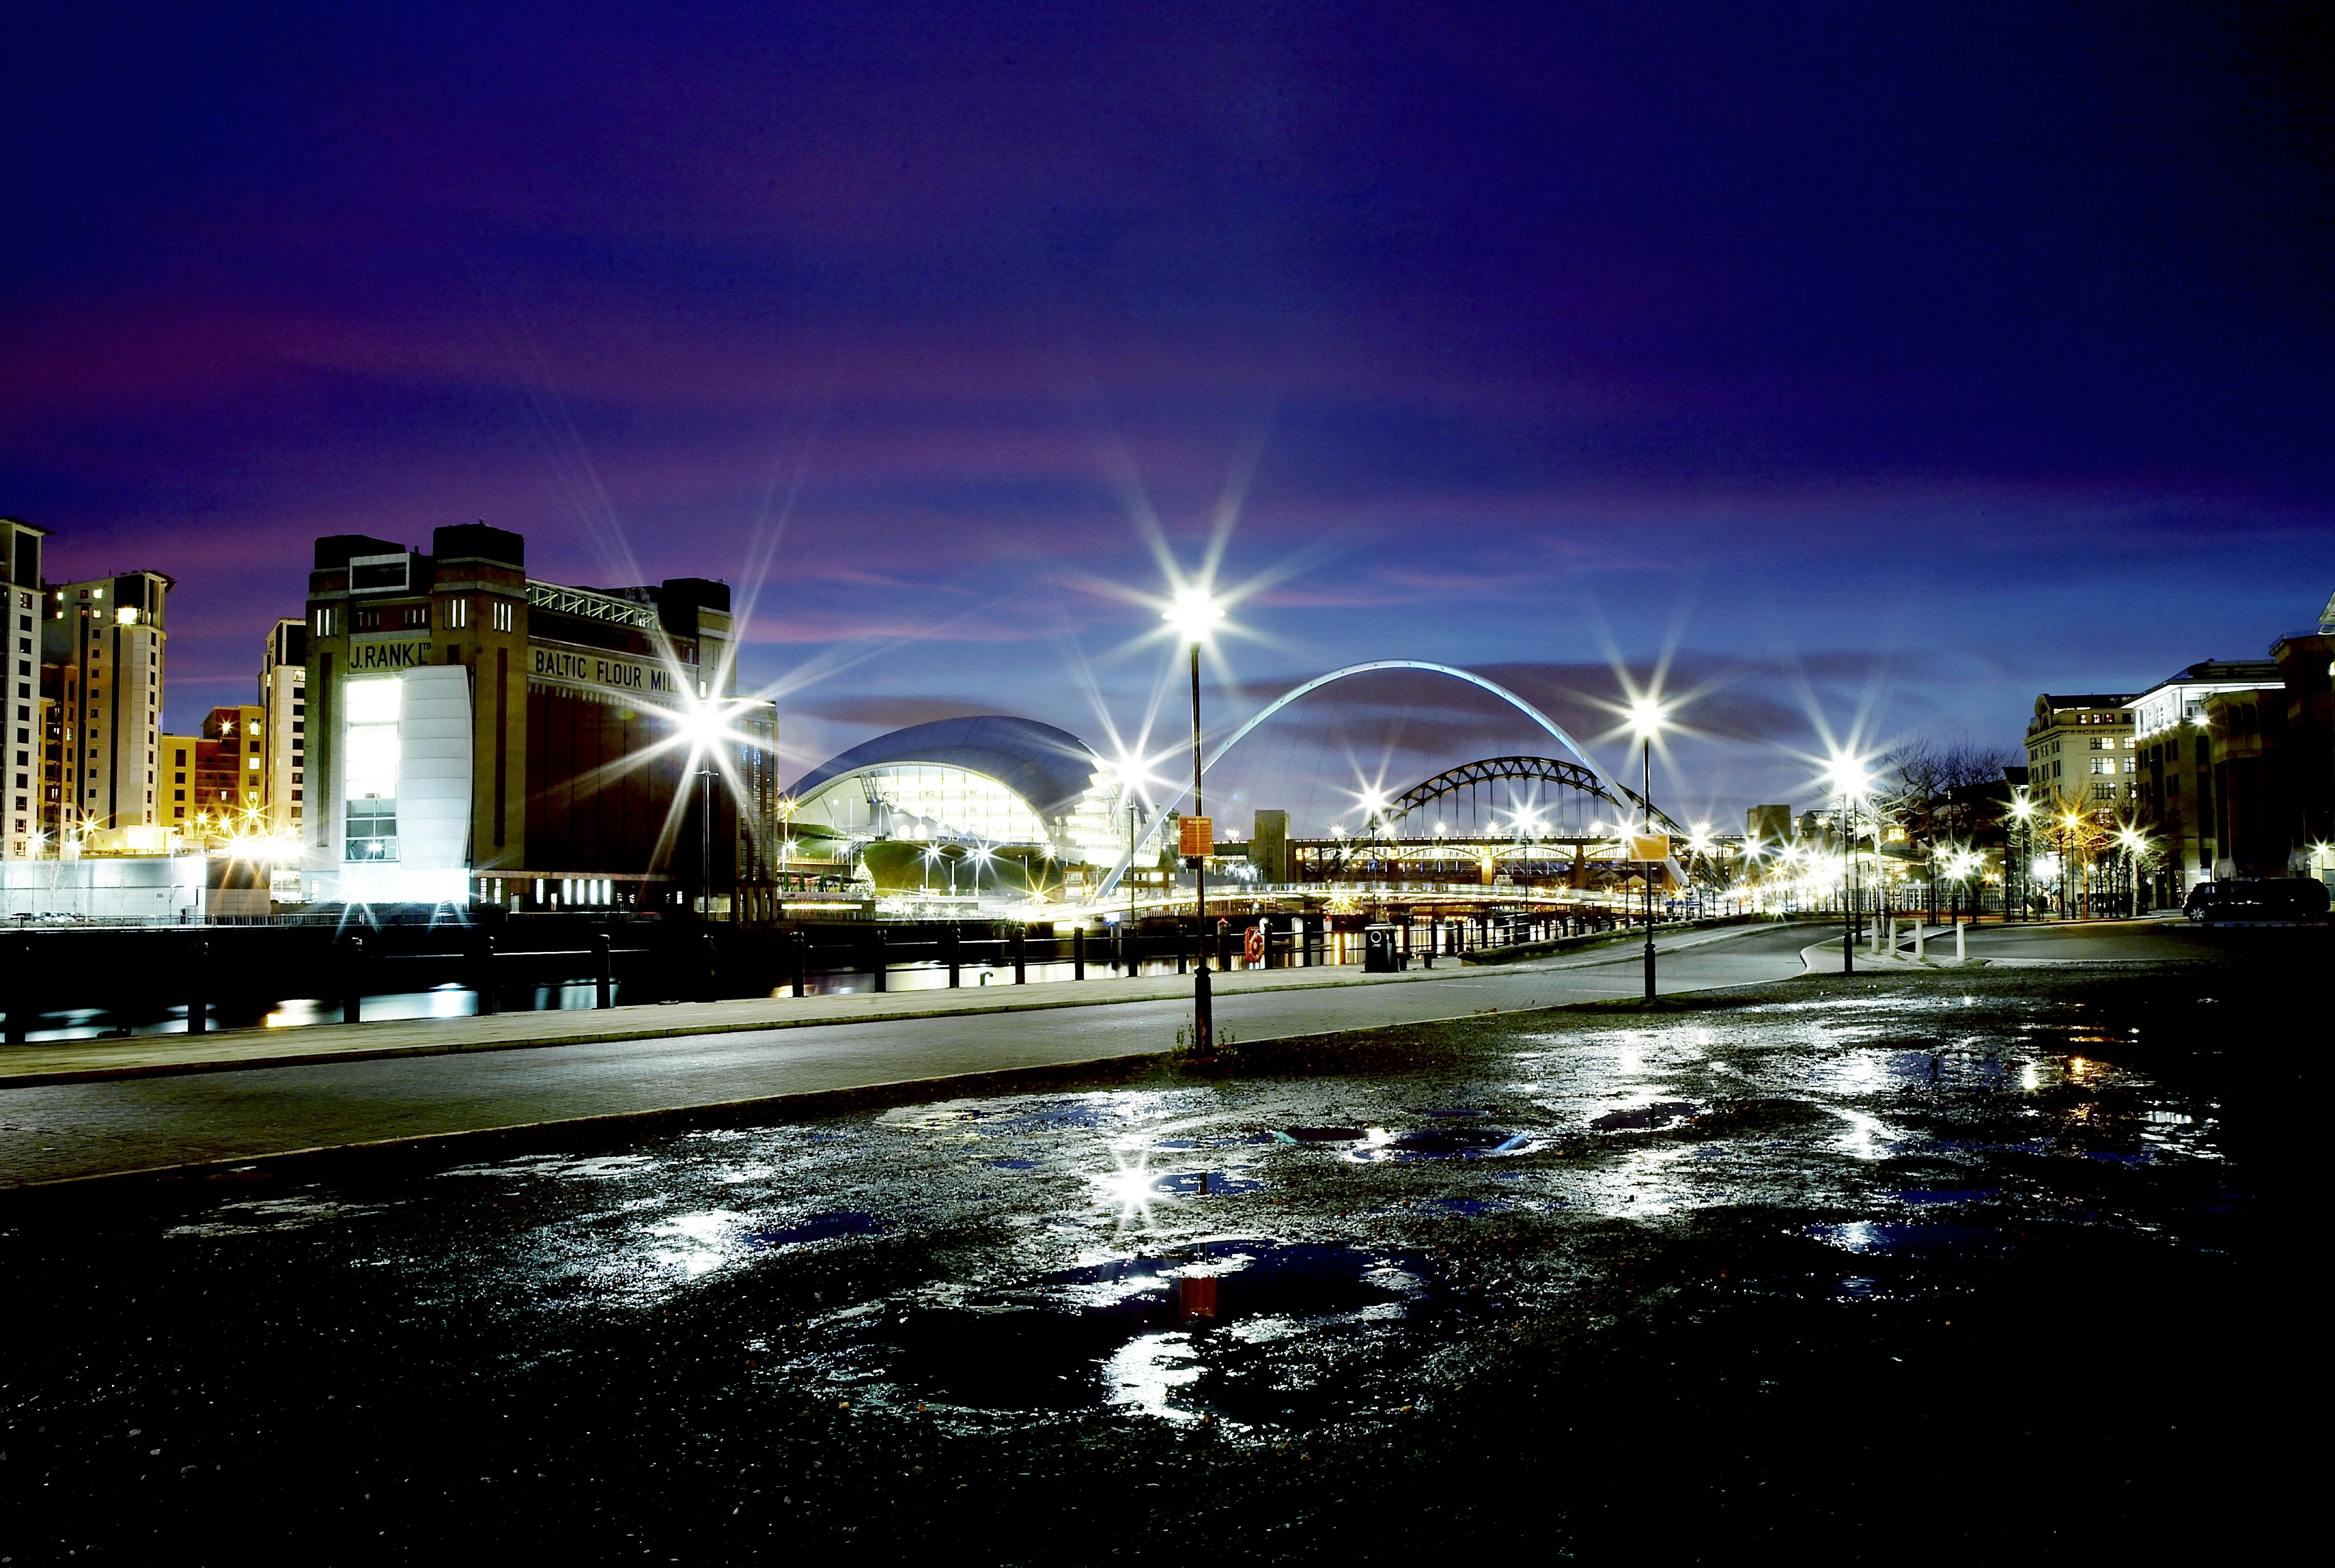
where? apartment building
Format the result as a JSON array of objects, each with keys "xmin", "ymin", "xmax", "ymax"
[
  {"xmin": 1, "ymin": 518, "xmax": 47, "ymax": 857},
  {"xmin": 40, "ymin": 569, "xmax": 174, "ymax": 841},
  {"xmin": 2024, "ymin": 693, "xmax": 2137, "ymax": 811},
  {"xmin": 2128, "ymin": 659, "xmax": 2281, "ymax": 894},
  {"xmin": 259, "ymin": 619, "xmax": 308, "ymax": 835},
  {"xmin": 162, "ymin": 731, "xmax": 199, "ymax": 828},
  {"xmin": 198, "ymin": 704, "xmax": 268, "ymax": 827}
]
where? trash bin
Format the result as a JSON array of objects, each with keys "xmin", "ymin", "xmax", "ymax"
[{"xmin": 1364, "ymin": 923, "xmax": 1405, "ymax": 973}]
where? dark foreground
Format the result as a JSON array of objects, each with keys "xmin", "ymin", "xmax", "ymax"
[{"xmin": 0, "ymin": 955, "xmax": 2301, "ymax": 1562}]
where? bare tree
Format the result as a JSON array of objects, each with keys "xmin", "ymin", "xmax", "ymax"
[{"xmin": 1879, "ymin": 737, "xmax": 2021, "ymax": 846}]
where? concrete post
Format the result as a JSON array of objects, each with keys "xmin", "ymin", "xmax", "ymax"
[
  {"xmin": 1956, "ymin": 919, "xmax": 1967, "ymax": 962},
  {"xmin": 342, "ymin": 935, "xmax": 364, "ymax": 1025},
  {"xmin": 872, "ymin": 928, "xmax": 888, "ymax": 993},
  {"xmin": 593, "ymin": 932, "xmax": 613, "ymax": 1009},
  {"xmin": 474, "ymin": 931, "xmax": 497, "ymax": 1016},
  {"xmin": 1914, "ymin": 921, "xmax": 1926, "ymax": 962},
  {"xmin": 1013, "ymin": 927, "xmax": 1027, "ymax": 984},
  {"xmin": 1073, "ymin": 925, "xmax": 1085, "ymax": 980}
]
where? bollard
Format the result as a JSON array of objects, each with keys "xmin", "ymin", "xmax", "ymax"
[
  {"xmin": 6, "ymin": 932, "xmax": 27, "ymax": 1044},
  {"xmin": 474, "ymin": 930, "xmax": 498, "ymax": 1015},
  {"xmin": 1073, "ymin": 925, "xmax": 1085, "ymax": 981},
  {"xmin": 946, "ymin": 924, "xmax": 960, "ymax": 988},
  {"xmin": 1216, "ymin": 918, "xmax": 1230, "ymax": 972},
  {"xmin": 593, "ymin": 932, "xmax": 613, "ymax": 1009},
  {"xmin": 1013, "ymin": 928, "xmax": 1026, "ymax": 984},
  {"xmin": 1914, "ymin": 921, "xmax": 1927, "ymax": 962},
  {"xmin": 790, "ymin": 928, "xmax": 807, "ymax": 998},
  {"xmin": 1126, "ymin": 924, "xmax": 1141, "ymax": 979},
  {"xmin": 1177, "ymin": 921, "xmax": 1188, "ymax": 974},
  {"xmin": 1956, "ymin": 919, "xmax": 1967, "ymax": 962},
  {"xmin": 702, "ymin": 931, "xmax": 718, "ymax": 1002},
  {"xmin": 873, "ymin": 928, "xmax": 889, "ymax": 993},
  {"xmin": 188, "ymin": 938, "xmax": 209, "ymax": 1034},
  {"xmin": 343, "ymin": 935, "xmax": 365, "ymax": 1024}
]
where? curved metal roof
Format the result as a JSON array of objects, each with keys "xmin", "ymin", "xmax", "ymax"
[{"xmin": 786, "ymin": 716, "xmax": 1101, "ymax": 820}]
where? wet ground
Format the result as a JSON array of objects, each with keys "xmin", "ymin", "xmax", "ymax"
[{"xmin": 0, "ymin": 956, "xmax": 2301, "ymax": 1561}]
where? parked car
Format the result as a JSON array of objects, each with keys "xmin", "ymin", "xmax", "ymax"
[{"xmin": 2184, "ymin": 878, "xmax": 2331, "ymax": 922}]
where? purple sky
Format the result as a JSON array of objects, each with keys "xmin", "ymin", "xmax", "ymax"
[{"xmin": 7, "ymin": 3, "xmax": 2332, "ymax": 832}]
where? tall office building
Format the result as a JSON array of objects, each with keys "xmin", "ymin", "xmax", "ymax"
[
  {"xmin": 1, "ymin": 518, "xmax": 49, "ymax": 857},
  {"xmin": 41, "ymin": 569, "xmax": 174, "ymax": 843},
  {"xmin": 259, "ymin": 619, "xmax": 308, "ymax": 835}
]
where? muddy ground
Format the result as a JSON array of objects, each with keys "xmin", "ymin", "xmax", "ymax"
[{"xmin": 0, "ymin": 958, "xmax": 2302, "ymax": 1562}]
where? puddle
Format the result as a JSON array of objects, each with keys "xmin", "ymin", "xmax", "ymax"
[
  {"xmin": 1150, "ymin": 1170, "xmax": 1266, "ymax": 1196},
  {"xmin": 751, "ymin": 1211, "xmax": 887, "ymax": 1248},
  {"xmin": 1589, "ymin": 1102, "xmax": 1698, "ymax": 1132},
  {"xmin": 873, "ymin": 1239, "xmax": 1452, "ymax": 1425},
  {"xmin": 1387, "ymin": 1129, "xmax": 1534, "ymax": 1157},
  {"xmin": 1894, "ymin": 1188, "xmax": 2001, "ymax": 1206},
  {"xmin": 1809, "ymin": 1221, "xmax": 2002, "ymax": 1254}
]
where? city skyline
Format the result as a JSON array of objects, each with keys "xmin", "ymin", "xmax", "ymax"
[{"xmin": 8, "ymin": 4, "xmax": 2333, "ymax": 826}]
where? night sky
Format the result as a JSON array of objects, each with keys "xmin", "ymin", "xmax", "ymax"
[{"xmin": 6, "ymin": 3, "xmax": 2332, "ymax": 832}]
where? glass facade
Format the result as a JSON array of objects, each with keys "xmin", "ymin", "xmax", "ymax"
[{"xmin": 343, "ymin": 675, "xmax": 400, "ymax": 861}]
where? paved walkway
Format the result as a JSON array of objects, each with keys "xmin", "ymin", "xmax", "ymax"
[
  {"xmin": 0, "ymin": 922, "xmax": 1822, "ymax": 1187},
  {"xmin": 1800, "ymin": 915, "xmax": 2250, "ymax": 971}
]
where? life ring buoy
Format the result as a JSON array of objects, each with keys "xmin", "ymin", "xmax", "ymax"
[{"xmin": 1243, "ymin": 925, "xmax": 1265, "ymax": 966}]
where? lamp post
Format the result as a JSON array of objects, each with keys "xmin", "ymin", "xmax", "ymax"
[
  {"xmin": 1165, "ymin": 589, "xmax": 1223, "ymax": 1054},
  {"xmin": 1628, "ymin": 699, "xmax": 1664, "ymax": 1003},
  {"xmin": 2060, "ymin": 812, "xmax": 2080, "ymax": 920},
  {"xmin": 677, "ymin": 696, "xmax": 747, "ymax": 922},
  {"xmin": 2008, "ymin": 791, "xmax": 2033, "ymax": 922},
  {"xmin": 1827, "ymin": 751, "xmax": 1871, "ymax": 974},
  {"xmin": 2117, "ymin": 824, "xmax": 2145, "ymax": 918}
]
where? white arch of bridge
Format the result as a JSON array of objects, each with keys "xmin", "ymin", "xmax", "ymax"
[{"xmin": 1093, "ymin": 660, "xmax": 1628, "ymax": 900}]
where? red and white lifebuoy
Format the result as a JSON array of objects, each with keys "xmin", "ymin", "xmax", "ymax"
[{"xmin": 1243, "ymin": 925, "xmax": 1265, "ymax": 967}]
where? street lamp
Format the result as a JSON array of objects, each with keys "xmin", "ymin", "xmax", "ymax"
[
  {"xmin": 2060, "ymin": 810, "xmax": 2083, "ymax": 920},
  {"xmin": 1164, "ymin": 588, "xmax": 1223, "ymax": 1055},
  {"xmin": 676, "ymin": 696, "xmax": 749, "ymax": 921},
  {"xmin": 2116, "ymin": 824, "xmax": 2147, "ymax": 918},
  {"xmin": 2008, "ymin": 791, "xmax": 2036, "ymax": 922},
  {"xmin": 1628, "ymin": 698, "xmax": 1666, "ymax": 1003},
  {"xmin": 1825, "ymin": 751, "xmax": 1873, "ymax": 972}
]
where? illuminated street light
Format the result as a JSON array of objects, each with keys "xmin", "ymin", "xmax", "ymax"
[
  {"xmin": 1162, "ymin": 588, "xmax": 1225, "ymax": 646},
  {"xmin": 1629, "ymin": 700, "xmax": 1670, "ymax": 1003},
  {"xmin": 674, "ymin": 694, "xmax": 753, "ymax": 920},
  {"xmin": 1164, "ymin": 588, "xmax": 1224, "ymax": 1056},
  {"xmin": 1824, "ymin": 748, "xmax": 1874, "ymax": 970},
  {"xmin": 2116, "ymin": 824, "xmax": 2148, "ymax": 917}
]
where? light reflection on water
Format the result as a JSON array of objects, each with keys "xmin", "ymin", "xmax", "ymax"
[{"xmin": 138, "ymin": 987, "xmax": 2236, "ymax": 1431}]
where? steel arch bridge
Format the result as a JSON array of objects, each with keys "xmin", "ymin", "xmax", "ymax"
[
  {"xmin": 1379, "ymin": 755, "xmax": 1685, "ymax": 837},
  {"xmin": 1311, "ymin": 754, "xmax": 1686, "ymax": 880}
]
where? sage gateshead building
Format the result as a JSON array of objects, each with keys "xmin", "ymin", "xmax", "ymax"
[
  {"xmin": 300, "ymin": 524, "xmax": 777, "ymax": 910},
  {"xmin": 784, "ymin": 715, "xmax": 1135, "ymax": 891}
]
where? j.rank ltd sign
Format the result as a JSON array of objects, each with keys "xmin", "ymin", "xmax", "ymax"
[{"xmin": 345, "ymin": 638, "xmax": 434, "ymax": 672}]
